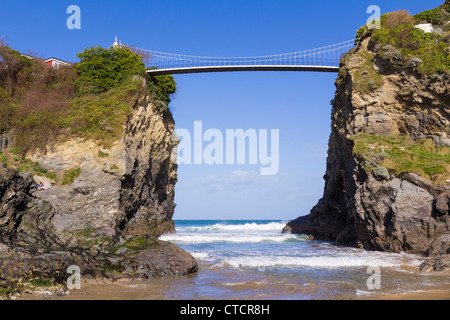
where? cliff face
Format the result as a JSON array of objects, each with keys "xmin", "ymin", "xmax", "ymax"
[
  {"xmin": 0, "ymin": 92, "xmax": 197, "ymax": 294},
  {"xmin": 17, "ymin": 93, "xmax": 178, "ymax": 244},
  {"xmin": 284, "ymin": 38, "xmax": 450, "ymax": 257}
]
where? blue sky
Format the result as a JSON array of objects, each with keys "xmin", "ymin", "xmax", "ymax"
[{"xmin": 0, "ymin": 0, "xmax": 443, "ymax": 220}]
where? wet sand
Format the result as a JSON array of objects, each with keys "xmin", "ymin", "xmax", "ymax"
[
  {"xmin": 15, "ymin": 283, "xmax": 450, "ymax": 300},
  {"xmin": 14, "ymin": 271, "xmax": 450, "ymax": 300},
  {"xmin": 365, "ymin": 290, "xmax": 450, "ymax": 300}
]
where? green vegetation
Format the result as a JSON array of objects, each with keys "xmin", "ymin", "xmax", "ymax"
[
  {"xmin": 414, "ymin": 6, "xmax": 449, "ymax": 25},
  {"xmin": 108, "ymin": 236, "xmax": 158, "ymax": 255},
  {"xmin": 0, "ymin": 43, "xmax": 176, "ymax": 154},
  {"xmin": 72, "ymin": 228, "xmax": 113, "ymax": 248},
  {"xmin": 0, "ymin": 150, "xmax": 7, "ymax": 163},
  {"xmin": 352, "ymin": 51, "xmax": 384, "ymax": 94},
  {"xmin": 350, "ymin": 134, "xmax": 450, "ymax": 183},
  {"xmin": 75, "ymin": 46, "xmax": 146, "ymax": 95},
  {"xmin": 147, "ymin": 73, "xmax": 177, "ymax": 106},
  {"xmin": 355, "ymin": 25, "xmax": 369, "ymax": 45},
  {"xmin": 98, "ymin": 150, "xmax": 109, "ymax": 158},
  {"xmin": 27, "ymin": 278, "xmax": 53, "ymax": 288},
  {"xmin": 0, "ymin": 283, "xmax": 15, "ymax": 297},
  {"xmin": 62, "ymin": 167, "xmax": 81, "ymax": 185},
  {"xmin": 0, "ymin": 148, "xmax": 57, "ymax": 180},
  {"xmin": 69, "ymin": 76, "xmax": 144, "ymax": 148},
  {"xmin": 0, "ymin": 277, "xmax": 61, "ymax": 297},
  {"xmin": 354, "ymin": 3, "xmax": 450, "ymax": 75},
  {"xmin": 372, "ymin": 23, "xmax": 450, "ymax": 75}
]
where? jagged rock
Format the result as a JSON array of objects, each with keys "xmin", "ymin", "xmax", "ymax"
[
  {"xmin": 285, "ymin": 36, "xmax": 450, "ymax": 265},
  {"xmin": 24, "ymin": 94, "xmax": 178, "ymax": 242},
  {"xmin": 0, "ymin": 94, "xmax": 197, "ymax": 295},
  {"xmin": 436, "ymin": 192, "xmax": 450, "ymax": 216},
  {"xmin": 0, "ymin": 239, "xmax": 198, "ymax": 295},
  {"xmin": 418, "ymin": 255, "xmax": 450, "ymax": 272},
  {"xmin": 346, "ymin": 56, "xmax": 364, "ymax": 70}
]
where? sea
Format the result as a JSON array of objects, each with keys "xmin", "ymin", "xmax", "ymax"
[{"xmin": 17, "ymin": 219, "xmax": 450, "ymax": 300}]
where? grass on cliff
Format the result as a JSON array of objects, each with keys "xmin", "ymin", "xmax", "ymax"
[
  {"xmin": 350, "ymin": 134, "xmax": 450, "ymax": 184},
  {"xmin": 352, "ymin": 51, "xmax": 384, "ymax": 94},
  {"xmin": 355, "ymin": 3, "xmax": 450, "ymax": 75},
  {"xmin": 0, "ymin": 43, "xmax": 176, "ymax": 154},
  {"xmin": 61, "ymin": 167, "xmax": 81, "ymax": 185},
  {"xmin": 0, "ymin": 149, "xmax": 57, "ymax": 180}
]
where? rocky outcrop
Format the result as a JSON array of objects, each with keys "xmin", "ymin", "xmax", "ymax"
[
  {"xmin": 284, "ymin": 38, "xmax": 450, "ymax": 262},
  {"xmin": 0, "ymin": 92, "xmax": 197, "ymax": 295},
  {"xmin": 418, "ymin": 254, "xmax": 450, "ymax": 272},
  {"xmin": 118, "ymin": 94, "xmax": 178, "ymax": 237},
  {"xmin": 26, "ymin": 94, "xmax": 178, "ymax": 242}
]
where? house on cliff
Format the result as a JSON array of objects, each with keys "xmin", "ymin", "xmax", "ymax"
[
  {"xmin": 43, "ymin": 57, "xmax": 72, "ymax": 69},
  {"xmin": 20, "ymin": 54, "xmax": 72, "ymax": 69}
]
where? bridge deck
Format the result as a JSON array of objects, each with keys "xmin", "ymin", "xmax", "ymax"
[{"xmin": 146, "ymin": 65, "xmax": 340, "ymax": 75}]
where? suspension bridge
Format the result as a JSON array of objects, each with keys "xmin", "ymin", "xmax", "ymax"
[{"xmin": 128, "ymin": 40, "xmax": 355, "ymax": 75}]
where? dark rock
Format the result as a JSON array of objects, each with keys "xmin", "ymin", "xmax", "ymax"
[
  {"xmin": 0, "ymin": 238, "xmax": 198, "ymax": 295},
  {"xmin": 0, "ymin": 94, "xmax": 198, "ymax": 296},
  {"xmin": 285, "ymin": 37, "xmax": 450, "ymax": 267},
  {"xmin": 426, "ymin": 234, "xmax": 450, "ymax": 256},
  {"xmin": 282, "ymin": 215, "xmax": 308, "ymax": 234},
  {"xmin": 435, "ymin": 192, "xmax": 450, "ymax": 216},
  {"xmin": 418, "ymin": 255, "xmax": 450, "ymax": 272}
]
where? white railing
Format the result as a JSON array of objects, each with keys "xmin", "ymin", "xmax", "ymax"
[{"xmin": 129, "ymin": 40, "xmax": 355, "ymax": 71}]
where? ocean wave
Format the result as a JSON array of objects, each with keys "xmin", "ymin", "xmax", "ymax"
[
  {"xmin": 176, "ymin": 222, "xmax": 288, "ymax": 232},
  {"xmin": 224, "ymin": 255, "xmax": 409, "ymax": 269},
  {"xmin": 159, "ymin": 233, "xmax": 305, "ymax": 243}
]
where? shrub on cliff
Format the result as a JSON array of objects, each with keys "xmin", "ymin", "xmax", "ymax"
[
  {"xmin": 147, "ymin": 73, "xmax": 176, "ymax": 106},
  {"xmin": 354, "ymin": 3, "xmax": 450, "ymax": 75},
  {"xmin": 385, "ymin": 10, "xmax": 415, "ymax": 29},
  {"xmin": 0, "ymin": 43, "xmax": 177, "ymax": 153},
  {"xmin": 75, "ymin": 46, "xmax": 146, "ymax": 96},
  {"xmin": 68, "ymin": 75, "xmax": 144, "ymax": 148},
  {"xmin": 0, "ymin": 43, "xmax": 78, "ymax": 149},
  {"xmin": 414, "ymin": 6, "xmax": 449, "ymax": 26},
  {"xmin": 372, "ymin": 23, "xmax": 449, "ymax": 74}
]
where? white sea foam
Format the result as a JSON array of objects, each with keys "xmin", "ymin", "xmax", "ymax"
[
  {"xmin": 159, "ymin": 233, "xmax": 302, "ymax": 243},
  {"xmin": 177, "ymin": 222, "xmax": 288, "ymax": 232},
  {"xmin": 224, "ymin": 255, "xmax": 410, "ymax": 269},
  {"xmin": 160, "ymin": 221, "xmax": 305, "ymax": 244},
  {"xmin": 190, "ymin": 251, "xmax": 212, "ymax": 260},
  {"xmin": 221, "ymin": 282, "xmax": 248, "ymax": 286},
  {"xmin": 165, "ymin": 221, "xmax": 424, "ymax": 273},
  {"xmin": 355, "ymin": 289, "xmax": 377, "ymax": 296}
]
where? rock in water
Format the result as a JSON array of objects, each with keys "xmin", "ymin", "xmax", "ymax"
[
  {"xmin": 418, "ymin": 255, "xmax": 450, "ymax": 272},
  {"xmin": 285, "ymin": 35, "xmax": 450, "ymax": 262}
]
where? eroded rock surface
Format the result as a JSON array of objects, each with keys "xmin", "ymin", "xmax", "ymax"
[
  {"xmin": 0, "ymin": 94, "xmax": 197, "ymax": 295},
  {"xmin": 284, "ymin": 38, "xmax": 450, "ymax": 267}
]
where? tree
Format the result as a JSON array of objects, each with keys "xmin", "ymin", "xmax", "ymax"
[
  {"xmin": 75, "ymin": 46, "xmax": 146, "ymax": 95},
  {"xmin": 147, "ymin": 73, "xmax": 176, "ymax": 106}
]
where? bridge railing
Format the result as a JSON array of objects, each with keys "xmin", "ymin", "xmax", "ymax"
[{"xmin": 130, "ymin": 40, "xmax": 355, "ymax": 71}]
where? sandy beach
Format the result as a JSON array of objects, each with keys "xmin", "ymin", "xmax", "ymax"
[{"xmin": 365, "ymin": 289, "xmax": 450, "ymax": 300}]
